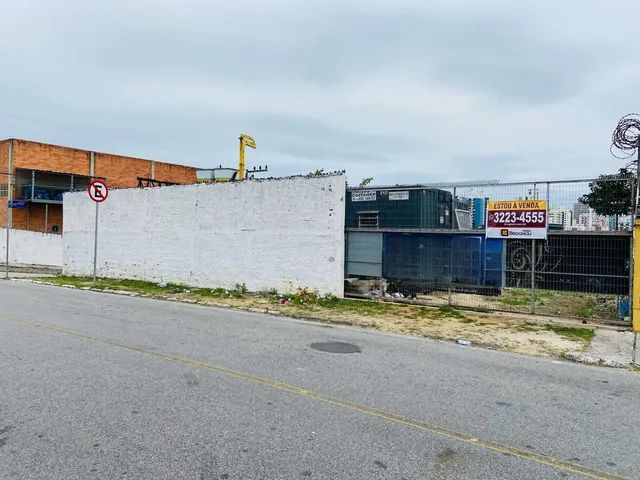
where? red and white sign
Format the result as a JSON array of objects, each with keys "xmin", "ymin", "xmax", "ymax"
[
  {"xmin": 88, "ymin": 180, "xmax": 109, "ymax": 203},
  {"xmin": 486, "ymin": 199, "xmax": 547, "ymax": 239}
]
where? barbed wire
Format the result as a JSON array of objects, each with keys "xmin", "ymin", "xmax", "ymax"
[{"xmin": 611, "ymin": 113, "xmax": 640, "ymax": 160}]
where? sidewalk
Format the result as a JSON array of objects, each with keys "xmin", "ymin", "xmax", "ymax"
[{"xmin": 566, "ymin": 329, "xmax": 636, "ymax": 368}]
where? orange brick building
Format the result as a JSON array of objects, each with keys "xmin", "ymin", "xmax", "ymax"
[{"xmin": 0, "ymin": 139, "xmax": 198, "ymax": 233}]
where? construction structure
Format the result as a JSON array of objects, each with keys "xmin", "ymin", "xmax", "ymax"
[
  {"xmin": 196, "ymin": 133, "xmax": 267, "ymax": 184},
  {"xmin": 0, "ymin": 139, "xmax": 198, "ymax": 233}
]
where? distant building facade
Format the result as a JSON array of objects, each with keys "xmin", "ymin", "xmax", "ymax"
[
  {"xmin": 471, "ymin": 197, "xmax": 488, "ymax": 229},
  {"xmin": 548, "ymin": 207, "xmax": 572, "ymax": 230},
  {"xmin": 0, "ymin": 139, "xmax": 198, "ymax": 233}
]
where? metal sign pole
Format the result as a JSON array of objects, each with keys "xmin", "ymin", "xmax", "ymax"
[
  {"xmin": 87, "ymin": 179, "xmax": 108, "ymax": 287},
  {"xmin": 4, "ymin": 213, "xmax": 8, "ymax": 280},
  {"xmin": 530, "ymin": 239, "xmax": 536, "ymax": 314},
  {"xmin": 5, "ymin": 140, "xmax": 13, "ymax": 279},
  {"xmin": 92, "ymin": 201, "xmax": 99, "ymax": 287}
]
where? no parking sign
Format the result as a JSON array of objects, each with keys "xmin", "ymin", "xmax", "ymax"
[
  {"xmin": 88, "ymin": 180, "xmax": 109, "ymax": 286},
  {"xmin": 88, "ymin": 180, "xmax": 109, "ymax": 203}
]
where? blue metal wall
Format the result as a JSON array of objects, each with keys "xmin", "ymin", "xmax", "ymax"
[{"xmin": 382, "ymin": 232, "xmax": 503, "ymax": 288}]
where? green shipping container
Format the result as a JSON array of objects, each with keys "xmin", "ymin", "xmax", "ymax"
[{"xmin": 346, "ymin": 188, "xmax": 469, "ymax": 229}]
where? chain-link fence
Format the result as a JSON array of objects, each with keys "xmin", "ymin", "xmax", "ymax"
[{"xmin": 344, "ymin": 176, "xmax": 634, "ymax": 325}]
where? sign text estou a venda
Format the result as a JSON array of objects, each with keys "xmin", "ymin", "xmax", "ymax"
[{"xmin": 485, "ymin": 199, "xmax": 548, "ymax": 240}]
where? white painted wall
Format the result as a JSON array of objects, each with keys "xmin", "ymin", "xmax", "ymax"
[
  {"xmin": 0, "ymin": 228, "xmax": 63, "ymax": 267},
  {"xmin": 63, "ymin": 175, "xmax": 346, "ymax": 296}
]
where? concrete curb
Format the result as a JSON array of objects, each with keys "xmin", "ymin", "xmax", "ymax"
[{"xmin": 564, "ymin": 351, "xmax": 628, "ymax": 368}]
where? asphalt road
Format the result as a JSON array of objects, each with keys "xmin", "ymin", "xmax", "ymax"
[{"xmin": 0, "ymin": 281, "xmax": 638, "ymax": 480}]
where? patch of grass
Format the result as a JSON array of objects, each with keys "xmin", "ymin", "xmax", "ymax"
[
  {"xmin": 509, "ymin": 321, "xmax": 594, "ymax": 343},
  {"xmin": 499, "ymin": 289, "xmax": 532, "ymax": 306},
  {"xmin": 535, "ymin": 290, "xmax": 556, "ymax": 299},
  {"xmin": 417, "ymin": 305, "xmax": 468, "ymax": 320},
  {"xmin": 575, "ymin": 299, "xmax": 597, "ymax": 318},
  {"xmin": 471, "ymin": 307, "xmax": 491, "ymax": 313},
  {"xmin": 39, "ymin": 275, "xmax": 253, "ymax": 300},
  {"xmin": 458, "ymin": 317, "xmax": 475, "ymax": 324},
  {"xmin": 283, "ymin": 289, "xmax": 389, "ymax": 315},
  {"xmin": 189, "ymin": 287, "xmax": 232, "ymax": 298},
  {"xmin": 435, "ymin": 305, "xmax": 467, "ymax": 319},
  {"xmin": 498, "ymin": 288, "xmax": 556, "ymax": 307},
  {"xmin": 514, "ymin": 323, "xmax": 543, "ymax": 332},
  {"xmin": 39, "ymin": 275, "xmax": 186, "ymax": 295},
  {"xmin": 499, "ymin": 297, "xmax": 530, "ymax": 306},
  {"xmin": 545, "ymin": 325, "xmax": 595, "ymax": 342}
]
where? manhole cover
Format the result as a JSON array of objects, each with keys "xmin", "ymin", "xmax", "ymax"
[{"xmin": 310, "ymin": 342, "xmax": 361, "ymax": 354}]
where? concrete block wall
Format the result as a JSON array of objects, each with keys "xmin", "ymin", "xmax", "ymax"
[
  {"xmin": 0, "ymin": 228, "xmax": 63, "ymax": 267},
  {"xmin": 63, "ymin": 175, "xmax": 346, "ymax": 296}
]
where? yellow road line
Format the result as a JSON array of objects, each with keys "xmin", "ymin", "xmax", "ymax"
[{"xmin": 0, "ymin": 313, "xmax": 629, "ymax": 480}]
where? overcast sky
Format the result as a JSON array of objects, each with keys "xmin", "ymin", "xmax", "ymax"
[{"xmin": 0, "ymin": 0, "xmax": 638, "ymax": 185}]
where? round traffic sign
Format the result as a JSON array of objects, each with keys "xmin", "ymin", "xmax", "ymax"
[{"xmin": 88, "ymin": 180, "xmax": 109, "ymax": 203}]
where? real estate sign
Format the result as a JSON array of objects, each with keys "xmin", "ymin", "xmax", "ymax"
[{"xmin": 486, "ymin": 200, "xmax": 548, "ymax": 239}]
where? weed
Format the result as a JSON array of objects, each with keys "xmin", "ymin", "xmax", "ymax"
[
  {"xmin": 545, "ymin": 325, "xmax": 594, "ymax": 342},
  {"xmin": 417, "ymin": 305, "xmax": 468, "ymax": 320},
  {"xmin": 515, "ymin": 323, "xmax": 542, "ymax": 332},
  {"xmin": 231, "ymin": 283, "xmax": 248, "ymax": 297},
  {"xmin": 39, "ymin": 275, "xmax": 189, "ymax": 295},
  {"xmin": 575, "ymin": 299, "xmax": 596, "ymax": 318},
  {"xmin": 436, "ymin": 305, "xmax": 467, "ymax": 319},
  {"xmin": 500, "ymin": 298, "xmax": 528, "ymax": 306},
  {"xmin": 471, "ymin": 307, "xmax": 491, "ymax": 313}
]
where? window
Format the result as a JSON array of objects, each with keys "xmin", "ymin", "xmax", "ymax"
[
  {"xmin": 358, "ymin": 211, "xmax": 379, "ymax": 228},
  {"xmin": 0, "ymin": 184, "xmax": 7, "ymax": 198}
]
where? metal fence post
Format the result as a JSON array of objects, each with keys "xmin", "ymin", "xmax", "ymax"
[
  {"xmin": 632, "ymin": 141, "xmax": 640, "ymax": 349},
  {"xmin": 629, "ymin": 177, "xmax": 635, "ymax": 328},
  {"xmin": 530, "ymin": 239, "xmax": 536, "ymax": 314},
  {"xmin": 530, "ymin": 182, "xmax": 538, "ymax": 314},
  {"xmin": 448, "ymin": 187, "xmax": 456, "ymax": 306}
]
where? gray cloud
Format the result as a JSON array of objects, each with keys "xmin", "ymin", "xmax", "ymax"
[{"xmin": 0, "ymin": 0, "xmax": 638, "ymax": 186}]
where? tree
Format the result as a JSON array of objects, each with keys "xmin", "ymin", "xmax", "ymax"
[
  {"xmin": 579, "ymin": 168, "xmax": 633, "ymax": 227},
  {"xmin": 358, "ymin": 176, "xmax": 374, "ymax": 188}
]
